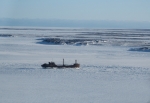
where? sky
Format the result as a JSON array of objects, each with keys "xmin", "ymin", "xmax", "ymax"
[{"xmin": 0, "ymin": 0, "xmax": 150, "ymax": 22}]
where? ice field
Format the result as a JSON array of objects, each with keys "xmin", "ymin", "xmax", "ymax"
[{"xmin": 0, "ymin": 27, "xmax": 150, "ymax": 103}]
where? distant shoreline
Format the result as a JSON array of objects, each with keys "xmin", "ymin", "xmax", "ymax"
[{"xmin": 0, "ymin": 18, "xmax": 150, "ymax": 29}]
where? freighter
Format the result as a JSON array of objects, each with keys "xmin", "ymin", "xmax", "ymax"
[{"xmin": 41, "ymin": 59, "xmax": 80, "ymax": 68}]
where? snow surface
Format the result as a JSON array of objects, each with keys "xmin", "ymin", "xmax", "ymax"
[{"xmin": 0, "ymin": 27, "xmax": 150, "ymax": 103}]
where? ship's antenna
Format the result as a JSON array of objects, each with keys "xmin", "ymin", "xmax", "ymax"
[
  {"xmin": 75, "ymin": 60, "xmax": 77, "ymax": 64},
  {"xmin": 63, "ymin": 58, "xmax": 64, "ymax": 66}
]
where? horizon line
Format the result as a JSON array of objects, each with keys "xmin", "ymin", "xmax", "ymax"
[{"xmin": 0, "ymin": 18, "xmax": 150, "ymax": 29}]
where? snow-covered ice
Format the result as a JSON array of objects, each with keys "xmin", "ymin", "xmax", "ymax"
[{"xmin": 0, "ymin": 27, "xmax": 150, "ymax": 103}]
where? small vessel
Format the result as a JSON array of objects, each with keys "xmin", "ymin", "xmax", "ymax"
[{"xmin": 41, "ymin": 59, "xmax": 80, "ymax": 68}]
